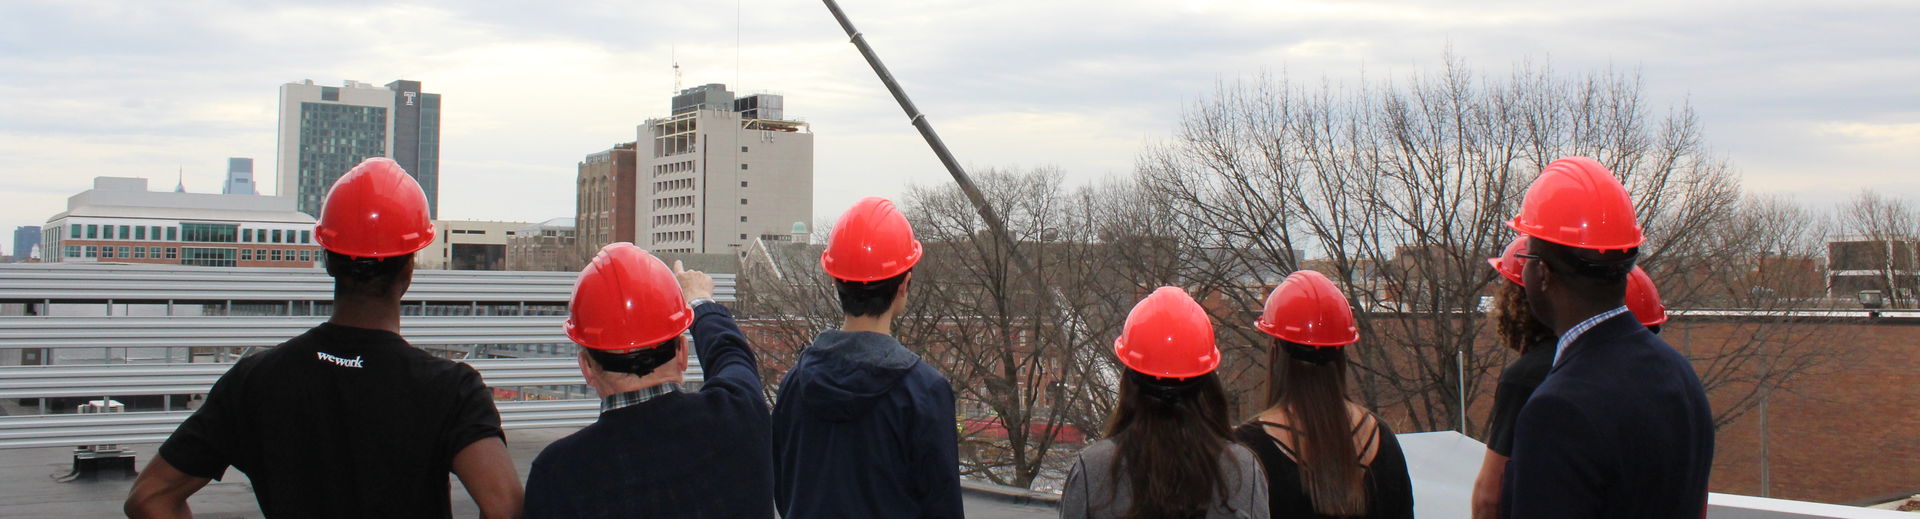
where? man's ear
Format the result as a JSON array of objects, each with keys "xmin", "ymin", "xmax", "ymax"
[
  {"xmin": 576, "ymin": 350, "xmax": 599, "ymax": 391},
  {"xmin": 675, "ymin": 337, "xmax": 691, "ymax": 372}
]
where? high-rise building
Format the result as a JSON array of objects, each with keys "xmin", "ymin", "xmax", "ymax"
[
  {"xmin": 638, "ymin": 83, "xmax": 813, "ymax": 255},
  {"xmin": 576, "ymin": 142, "xmax": 637, "ymax": 256},
  {"xmin": 275, "ymin": 79, "xmax": 441, "ymax": 218},
  {"xmin": 42, "ymin": 177, "xmax": 320, "ymax": 267},
  {"xmin": 12, "ymin": 226, "xmax": 42, "ymax": 262},
  {"xmin": 223, "ymin": 157, "xmax": 258, "ymax": 195}
]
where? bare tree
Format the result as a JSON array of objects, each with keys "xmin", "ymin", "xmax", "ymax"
[
  {"xmin": 901, "ymin": 166, "xmax": 1173, "ymax": 489},
  {"xmin": 1136, "ymin": 54, "xmax": 1741, "ymax": 434}
]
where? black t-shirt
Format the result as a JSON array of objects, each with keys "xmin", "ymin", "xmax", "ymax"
[
  {"xmin": 160, "ymin": 323, "xmax": 505, "ymax": 518},
  {"xmin": 1486, "ymin": 338, "xmax": 1556, "ymax": 456}
]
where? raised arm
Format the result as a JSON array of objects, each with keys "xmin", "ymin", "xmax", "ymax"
[{"xmin": 124, "ymin": 456, "xmax": 211, "ymax": 519}]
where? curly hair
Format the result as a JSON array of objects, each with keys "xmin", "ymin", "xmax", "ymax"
[{"xmin": 1491, "ymin": 281, "xmax": 1554, "ymax": 353}]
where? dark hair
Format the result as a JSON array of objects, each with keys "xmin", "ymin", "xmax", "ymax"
[
  {"xmin": 583, "ymin": 336, "xmax": 682, "ymax": 376},
  {"xmin": 1266, "ymin": 340, "xmax": 1368, "ymax": 516},
  {"xmin": 1104, "ymin": 370, "xmax": 1232, "ymax": 519},
  {"xmin": 835, "ymin": 270, "xmax": 909, "ymax": 317},
  {"xmin": 1529, "ymin": 238, "xmax": 1636, "ymax": 288},
  {"xmin": 1492, "ymin": 281, "xmax": 1554, "ymax": 353},
  {"xmin": 324, "ymin": 251, "xmax": 412, "ymax": 300}
]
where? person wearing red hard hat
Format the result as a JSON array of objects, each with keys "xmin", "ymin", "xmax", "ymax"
[
  {"xmin": 1472, "ymin": 236, "xmax": 1558, "ymax": 519},
  {"xmin": 1061, "ymin": 286, "xmax": 1268, "ymax": 519},
  {"xmin": 1626, "ymin": 266, "xmax": 1669, "ymax": 334},
  {"xmin": 128, "ymin": 157, "xmax": 524, "ymax": 519},
  {"xmin": 1501, "ymin": 156, "xmax": 1713, "ymax": 519},
  {"xmin": 1233, "ymin": 271, "xmax": 1413, "ymax": 519},
  {"xmin": 522, "ymin": 244, "xmax": 772, "ymax": 518},
  {"xmin": 771, "ymin": 197, "xmax": 961, "ymax": 519}
]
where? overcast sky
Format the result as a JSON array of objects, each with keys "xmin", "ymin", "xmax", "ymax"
[{"xmin": 2, "ymin": 0, "xmax": 1916, "ymax": 257}]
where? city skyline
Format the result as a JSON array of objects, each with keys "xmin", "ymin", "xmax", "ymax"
[{"xmin": 1, "ymin": 1, "xmax": 1917, "ymax": 258}]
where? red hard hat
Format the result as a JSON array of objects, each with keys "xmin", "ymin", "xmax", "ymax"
[
  {"xmin": 821, "ymin": 197, "xmax": 923, "ymax": 282},
  {"xmin": 1488, "ymin": 236, "xmax": 1528, "ymax": 286},
  {"xmin": 314, "ymin": 157, "xmax": 435, "ymax": 258},
  {"xmin": 1254, "ymin": 270, "xmax": 1360, "ymax": 347},
  {"xmin": 1114, "ymin": 286, "xmax": 1219, "ymax": 380},
  {"xmin": 1626, "ymin": 266, "xmax": 1668, "ymax": 326},
  {"xmin": 564, "ymin": 243, "xmax": 692, "ymax": 351},
  {"xmin": 1507, "ymin": 156, "xmax": 1644, "ymax": 251}
]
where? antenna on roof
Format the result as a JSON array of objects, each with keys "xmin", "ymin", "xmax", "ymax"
[
  {"xmin": 672, "ymin": 47, "xmax": 683, "ymax": 94},
  {"xmin": 174, "ymin": 167, "xmax": 186, "ymax": 193}
]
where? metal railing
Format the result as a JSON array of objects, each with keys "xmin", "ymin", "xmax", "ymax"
[
  {"xmin": 0, "ymin": 262, "xmax": 736, "ymax": 304},
  {"xmin": 0, "ymin": 316, "xmax": 570, "ymax": 350},
  {"xmin": 0, "ymin": 398, "xmax": 614, "ymax": 450}
]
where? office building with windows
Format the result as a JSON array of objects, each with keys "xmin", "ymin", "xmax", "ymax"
[
  {"xmin": 638, "ymin": 83, "xmax": 812, "ymax": 255},
  {"xmin": 417, "ymin": 220, "xmax": 532, "ymax": 270},
  {"xmin": 223, "ymin": 157, "xmax": 258, "ymax": 195},
  {"xmin": 276, "ymin": 79, "xmax": 441, "ymax": 218},
  {"xmin": 576, "ymin": 142, "xmax": 637, "ymax": 257},
  {"xmin": 11, "ymin": 226, "xmax": 41, "ymax": 262},
  {"xmin": 507, "ymin": 218, "xmax": 578, "ymax": 271},
  {"xmin": 42, "ymin": 177, "xmax": 320, "ymax": 268}
]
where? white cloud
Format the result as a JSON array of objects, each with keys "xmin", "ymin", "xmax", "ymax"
[{"xmin": 2, "ymin": 0, "xmax": 1918, "ymax": 258}]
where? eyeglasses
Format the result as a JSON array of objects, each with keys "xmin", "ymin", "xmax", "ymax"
[{"xmin": 1515, "ymin": 252, "xmax": 1542, "ymax": 261}]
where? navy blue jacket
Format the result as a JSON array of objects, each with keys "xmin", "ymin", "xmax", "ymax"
[
  {"xmin": 1505, "ymin": 312, "xmax": 1714, "ymax": 518},
  {"xmin": 771, "ymin": 330, "xmax": 963, "ymax": 519},
  {"xmin": 523, "ymin": 302, "xmax": 773, "ymax": 519}
]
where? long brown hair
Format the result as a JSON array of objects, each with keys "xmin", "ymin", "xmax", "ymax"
[
  {"xmin": 1492, "ymin": 280, "xmax": 1553, "ymax": 353},
  {"xmin": 1265, "ymin": 341, "xmax": 1368, "ymax": 516},
  {"xmin": 1104, "ymin": 370, "xmax": 1233, "ymax": 519}
]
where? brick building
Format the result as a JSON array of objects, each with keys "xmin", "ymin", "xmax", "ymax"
[{"xmin": 42, "ymin": 177, "xmax": 320, "ymax": 268}]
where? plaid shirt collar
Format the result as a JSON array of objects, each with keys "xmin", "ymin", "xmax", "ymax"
[
  {"xmin": 1552, "ymin": 305, "xmax": 1630, "ymax": 367},
  {"xmin": 600, "ymin": 382, "xmax": 683, "ymax": 414}
]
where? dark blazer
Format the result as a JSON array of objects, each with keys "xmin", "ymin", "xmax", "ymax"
[{"xmin": 1504, "ymin": 312, "xmax": 1714, "ymax": 518}]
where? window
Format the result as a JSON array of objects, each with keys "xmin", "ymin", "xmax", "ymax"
[
  {"xmin": 240, "ymin": 249, "xmax": 252, "ymax": 261},
  {"xmin": 102, "ymin": 225, "xmax": 114, "ymax": 240},
  {"xmin": 300, "ymin": 231, "xmax": 311, "ymax": 244},
  {"xmin": 740, "ymin": 163, "xmax": 749, "ymax": 170},
  {"xmin": 740, "ymin": 234, "xmax": 748, "ymax": 240},
  {"xmin": 255, "ymin": 249, "xmax": 265, "ymax": 259},
  {"xmin": 118, "ymin": 246, "xmax": 129, "ymax": 257},
  {"xmin": 150, "ymin": 226, "xmax": 161, "ymax": 239},
  {"xmin": 64, "ymin": 246, "xmax": 80, "ymax": 258},
  {"xmin": 148, "ymin": 247, "xmax": 160, "ymax": 257},
  {"xmin": 119, "ymin": 226, "xmax": 130, "ymax": 239},
  {"xmin": 135, "ymin": 226, "xmax": 146, "ymax": 240},
  {"xmin": 100, "ymin": 247, "xmax": 113, "ymax": 258},
  {"xmin": 300, "ymin": 250, "xmax": 311, "ymax": 262},
  {"xmin": 180, "ymin": 223, "xmax": 238, "ymax": 243},
  {"xmin": 87, "ymin": 224, "xmax": 98, "ymax": 239},
  {"xmin": 740, "ymin": 198, "xmax": 748, "ymax": 205},
  {"xmin": 70, "ymin": 226, "xmax": 81, "ymax": 239},
  {"xmin": 741, "ymin": 146, "xmax": 749, "ymax": 152},
  {"xmin": 84, "ymin": 246, "xmax": 97, "ymax": 258},
  {"xmin": 241, "ymin": 229, "xmax": 250, "ymax": 243},
  {"xmin": 741, "ymin": 181, "xmax": 749, "ymax": 188},
  {"xmin": 271, "ymin": 250, "xmax": 282, "ymax": 261},
  {"xmin": 179, "ymin": 247, "xmax": 236, "ymax": 267},
  {"xmin": 132, "ymin": 247, "xmax": 146, "ymax": 259},
  {"xmin": 740, "ymin": 216, "xmax": 748, "ymax": 223},
  {"xmin": 166, "ymin": 227, "xmax": 177, "ymax": 241},
  {"xmin": 165, "ymin": 248, "xmax": 177, "ymax": 259}
]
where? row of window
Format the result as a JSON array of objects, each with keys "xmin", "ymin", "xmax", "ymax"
[
  {"xmin": 64, "ymin": 245, "xmax": 317, "ymax": 263},
  {"xmin": 652, "ymin": 213, "xmax": 696, "ymax": 227},
  {"xmin": 653, "ymin": 178, "xmax": 696, "ymax": 194},
  {"xmin": 653, "ymin": 195, "xmax": 696, "ymax": 210},
  {"xmin": 652, "ymin": 160, "xmax": 696, "ymax": 177},
  {"xmin": 653, "ymin": 230, "xmax": 695, "ymax": 244},
  {"xmin": 64, "ymin": 223, "xmax": 311, "ymax": 244}
]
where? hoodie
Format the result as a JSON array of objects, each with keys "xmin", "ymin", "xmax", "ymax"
[{"xmin": 771, "ymin": 330, "xmax": 963, "ymax": 519}]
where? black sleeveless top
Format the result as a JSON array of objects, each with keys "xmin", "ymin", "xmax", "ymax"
[{"xmin": 1232, "ymin": 417, "xmax": 1416, "ymax": 518}]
